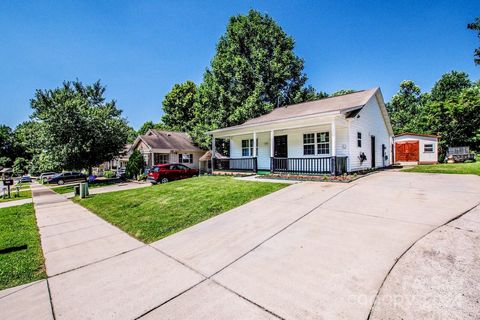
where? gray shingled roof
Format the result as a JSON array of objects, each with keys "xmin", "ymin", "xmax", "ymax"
[
  {"xmin": 241, "ymin": 88, "xmax": 378, "ymax": 126},
  {"xmin": 141, "ymin": 130, "xmax": 203, "ymax": 151}
]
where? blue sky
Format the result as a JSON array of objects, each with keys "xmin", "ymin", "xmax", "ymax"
[{"xmin": 1, "ymin": 0, "xmax": 479, "ymax": 130}]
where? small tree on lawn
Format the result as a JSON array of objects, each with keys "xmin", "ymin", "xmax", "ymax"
[{"xmin": 126, "ymin": 150, "xmax": 145, "ymax": 179}]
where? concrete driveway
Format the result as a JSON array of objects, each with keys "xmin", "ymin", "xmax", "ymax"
[{"xmin": 1, "ymin": 171, "xmax": 479, "ymax": 319}]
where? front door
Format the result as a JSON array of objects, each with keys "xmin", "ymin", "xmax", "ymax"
[
  {"xmin": 371, "ymin": 136, "xmax": 376, "ymax": 168},
  {"xmin": 273, "ymin": 135, "xmax": 288, "ymax": 171},
  {"xmin": 274, "ymin": 135, "xmax": 288, "ymax": 157}
]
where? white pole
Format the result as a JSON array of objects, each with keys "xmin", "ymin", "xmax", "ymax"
[
  {"xmin": 252, "ymin": 132, "xmax": 257, "ymax": 157},
  {"xmin": 211, "ymin": 136, "xmax": 216, "ymax": 158},
  {"xmin": 270, "ymin": 130, "xmax": 274, "ymax": 158},
  {"xmin": 331, "ymin": 121, "xmax": 337, "ymax": 157}
]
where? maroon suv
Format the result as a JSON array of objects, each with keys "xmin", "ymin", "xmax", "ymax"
[{"xmin": 147, "ymin": 163, "xmax": 199, "ymax": 184}]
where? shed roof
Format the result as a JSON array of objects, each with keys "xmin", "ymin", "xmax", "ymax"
[{"xmin": 394, "ymin": 132, "xmax": 439, "ymax": 139}]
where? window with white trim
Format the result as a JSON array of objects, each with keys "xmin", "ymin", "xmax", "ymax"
[
  {"xmin": 241, "ymin": 139, "xmax": 258, "ymax": 157},
  {"xmin": 424, "ymin": 144, "xmax": 434, "ymax": 153},
  {"xmin": 317, "ymin": 132, "xmax": 330, "ymax": 155},
  {"xmin": 303, "ymin": 132, "xmax": 330, "ymax": 155},
  {"xmin": 303, "ymin": 133, "xmax": 315, "ymax": 155},
  {"xmin": 357, "ymin": 132, "xmax": 362, "ymax": 147},
  {"xmin": 178, "ymin": 154, "xmax": 193, "ymax": 163}
]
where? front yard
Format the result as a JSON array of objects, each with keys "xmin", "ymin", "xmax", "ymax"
[
  {"xmin": 0, "ymin": 204, "xmax": 45, "ymax": 290},
  {"xmin": 75, "ymin": 176, "xmax": 288, "ymax": 243},
  {"xmin": 402, "ymin": 159, "xmax": 479, "ymax": 176}
]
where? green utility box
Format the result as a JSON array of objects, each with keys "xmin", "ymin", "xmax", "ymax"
[{"xmin": 79, "ymin": 183, "xmax": 89, "ymax": 199}]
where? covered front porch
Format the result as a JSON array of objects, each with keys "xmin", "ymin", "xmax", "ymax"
[{"xmin": 211, "ymin": 116, "xmax": 349, "ymax": 175}]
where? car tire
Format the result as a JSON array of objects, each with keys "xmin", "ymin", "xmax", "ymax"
[
  {"xmin": 160, "ymin": 178, "xmax": 169, "ymax": 184},
  {"xmin": 58, "ymin": 180, "xmax": 65, "ymax": 185}
]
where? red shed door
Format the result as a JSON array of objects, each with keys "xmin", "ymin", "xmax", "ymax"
[{"xmin": 395, "ymin": 141, "xmax": 419, "ymax": 162}]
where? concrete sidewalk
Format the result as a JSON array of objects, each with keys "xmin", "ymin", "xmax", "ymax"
[{"xmin": 1, "ymin": 172, "xmax": 479, "ymax": 319}]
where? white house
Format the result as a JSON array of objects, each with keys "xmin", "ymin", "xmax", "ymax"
[
  {"xmin": 209, "ymin": 87, "xmax": 393, "ymax": 175},
  {"xmin": 393, "ymin": 133, "xmax": 439, "ymax": 165},
  {"xmin": 130, "ymin": 130, "xmax": 205, "ymax": 169}
]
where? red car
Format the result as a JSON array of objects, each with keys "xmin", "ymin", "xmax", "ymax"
[{"xmin": 147, "ymin": 163, "xmax": 199, "ymax": 184}]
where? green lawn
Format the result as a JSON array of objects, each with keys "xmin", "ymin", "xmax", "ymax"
[
  {"xmin": 0, "ymin": 189, "xmax": 32, "ymax": 203},
  {"xmin": 51, "ymin": 180, "xmax": 120, "ymax": 194},
  {"xmin": 402, "ymin": 160, "xmax": 480, "ymax": 175},
  {"xmin": 0, "ymin": 204, "xmax": 45, "ymax": 290},
  {"xmin": 75, "ymin": 176, "xmax": 288, "ymax": 243}
]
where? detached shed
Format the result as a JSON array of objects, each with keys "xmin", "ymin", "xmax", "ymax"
[{"xmin": 393, "ymin": 133, "xmax": 439, "ymax": 164}]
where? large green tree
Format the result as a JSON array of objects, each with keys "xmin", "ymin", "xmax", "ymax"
[
  {"xmin": 161, "ymin": 81, "xmax": 197, "ymax": 132},
  {"xmin": 467, "ymin": 17, "xmax": 480, "ymax": 65},
  {"xmin": 422, "ymin": 84, "xmax": 480, "ymax": 153},
  {"xmin": 0, "ymin": 125, "xmax": 14, "ymax": 163},
  {"xmin": 190, "ymin": 9, "xmax": 308, "ymax": 148},
  {"xmin": 386, "ymin": 80, "xmax": 423, "ymax": 134},
  {"xmin": 12, "ymin": 157, "xmax": 28, "ymax": 175},
  {"xmin": 137, "ymin": 121, "xmax": 165, "ymax": 135},
  {"xmin": 30, "ymin": 80, "xmax": 130, "ymax": 174},
  {"xmin": 13, "ymin": 121, "xmax": 45, "ymax": 159},
  {"xmin": 331, "ymin": 89, "xmax": 356, "ymax": 97},
  {"xmin": 430, "ymin": 71, "xmax": 471, "ymax": 102},
  {"xmin": 126, "ymin": 126, "xmax": 138, "ymax": 143},
  {"xmin": 291, "ymin": 86, "xmax": 328, "ymax": 104}
]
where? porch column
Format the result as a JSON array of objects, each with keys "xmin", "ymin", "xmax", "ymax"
[
  {"xmin": 253, "ymin": 132, "xmax": 257, "ymax": 172},
  {"xmin": 331, "ymin": 121, "xmax": 336, "ymax": 157},
  {"xmin": 270, "ymin": 130, "xmax": 274, "ymax": 157},
  {"xmin": 252, "ymin": 132, "xmax": 257, "ymax": 157},
  {"xmin": 331, "ymin": 121, "xmax": 337, "ymax": 175}
]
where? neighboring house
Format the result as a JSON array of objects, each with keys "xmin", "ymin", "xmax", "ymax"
[
  {"xmin": 393, "ymin": 133, "xmax": 439, "ymax": 164},
  {"xmin": 94, "ymin": 144, "xmax": 131, "ymax": 176},
  {"xmin": 209, "ymin": 88, "xmax": 393, "ymax": 175},
  {"xmin": 100, "ymin": 144, "xmax": 132, "ymax": 174},
  {"xmin": 130, "ymin": 129, "xmax": 205, "ymax": 169}
]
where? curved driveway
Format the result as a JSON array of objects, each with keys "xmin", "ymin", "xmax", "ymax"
[{"xmin": 1, "ymin": 171, "xmax": 479, "ymax": 319}]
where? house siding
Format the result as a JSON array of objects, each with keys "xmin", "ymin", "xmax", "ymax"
[{"xmin": 347, "ymin": 96, "xmax": 391, "ymax": 171}]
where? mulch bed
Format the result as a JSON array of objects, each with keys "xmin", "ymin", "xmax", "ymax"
[{"xmin": 257, "ymin": 169, "xmax": 379, "ymax": 183}]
